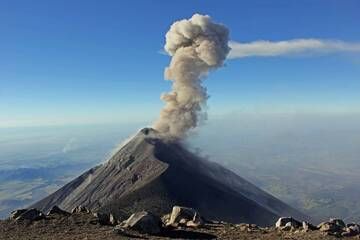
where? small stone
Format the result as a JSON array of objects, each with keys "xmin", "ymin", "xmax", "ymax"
[
  {"xmin": 250, "ymin": 224, "xmax": 258, "ymax": 228},
  {"xmin": 238, "ymin": 224, "xmax": 248, "ymax": 232},
  {"xmin": 179, "ymin": 218, "xmax": 187, "ymax": 224}
]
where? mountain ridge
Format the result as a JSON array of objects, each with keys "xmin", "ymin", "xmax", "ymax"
[{"xmin": 31, "ymin": 128, "xmax": 308, "ymax": 226}]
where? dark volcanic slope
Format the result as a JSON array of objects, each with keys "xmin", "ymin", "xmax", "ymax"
[{"xmin": 31, "ymin": 128, "xmax": 307, "ymax": 226}]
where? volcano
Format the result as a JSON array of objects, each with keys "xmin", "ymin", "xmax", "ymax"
[{"xmin": 31, "ymin": 128, "xmax": 307, "ymax": 226}]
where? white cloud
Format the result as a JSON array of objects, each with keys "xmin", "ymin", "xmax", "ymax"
[
  {"xmin": 228, "ymin": 39, "xmax": 360, "ymax": 59},
  {"xmin": 62, "ymin": 137, "xmax": 78, "ymax": 153}
]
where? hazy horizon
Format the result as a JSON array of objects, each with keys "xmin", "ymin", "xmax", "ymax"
[{"xmin": 1, "ymin": 112, "xmax": 360, "ymax": 221}]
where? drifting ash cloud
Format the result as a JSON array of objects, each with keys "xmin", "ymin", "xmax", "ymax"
[
  {"xmin": 154, "ymin": 14, "xmax": 360, "ymax": 140},
  {"xmin": 228, "ymin": 39, "xmax": 360, "ymax": 59}
]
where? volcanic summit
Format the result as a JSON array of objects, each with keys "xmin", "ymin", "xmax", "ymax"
[{"xmin": 31, "ymin": 128, "xmax": 306, "ymax": 226}]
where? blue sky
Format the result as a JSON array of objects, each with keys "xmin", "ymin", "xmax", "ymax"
[{"xmin": 1, "ymin": 0, "xmax": 359, "ymax": 127}]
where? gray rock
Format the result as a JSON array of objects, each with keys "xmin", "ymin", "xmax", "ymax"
[
  {"xmin": 318, "ymin": 222, "xmax": 334, "ymax": 232},
  {"xmin": 318, "ymin": 221, "xmax": 343, "ymax": 233},
  {"xmin": 341, "ymin": 224, "xmax": 360, "ymax": 237},
  {"xmin": 281, "ymin": 223, "xmax": 292, "ymax": 231},
  {"xmin": 168, "ymin": 206, "xmax": 203, "ymax": 227},
  {"xmin": 329, "ymin": 218, "xmax": 346, "ymax": 228},
  {"xmin": 349, "ymin": 225, "xmax": 360, "ymax": 233},
  {"xmin": 120, "ymin": 211, "xmax": 162, "ymax": 235},
  {"xmin": 9, "ymin": 209, "xmax": 27, "ymax": 220},
  {"xmin": 186, "ymin": 220, "xmax": 201, "ymax": 228},
  {"xmin": 275, "ymin": 217, "xmax": 301, "ymax": 229},
  {"xmin": 302, "ymin": 221, "xmax": 318, "ymax": 231},
  {"xmin": 109, "ymin": 213, "xmax": 117, "ymax": 225},
  {"xmin": 93, "ymin": 212, "xmax": 117, "ymax": 225},
  {"xmin": 347, "ymin": 222, "xmax": 359, "ymax": 228},
  {"xmin": 192, "ymin": 212, "xmax": 203, "ymax": 225},
  {"xmin": 341, "ymin": 229, "xmax": 357, "ymax": 237},
  {"xmin": 93, "ymin": 212, "xmax": 110, "ymax": 225},
  {"xmin": 161, "ymin": 213, "xmax": 171, "ymax": 225},
  {"xmin": 317, "ymin": 218, "xmax": 347, "ymax": 234},
  {"xmin": 47, "ymin": 206, "xmax": 70, "ymax": 216},
  {"xmin": 179, "ymin": 218, "xmax": 187, "ymax": 224},
  {"xmin": 71, "ymin": 205, "xmax": 90, "ymax": 214},
  {"xmin": 15, "ymin": 208, "xmax": 45, "ymax": 221}
]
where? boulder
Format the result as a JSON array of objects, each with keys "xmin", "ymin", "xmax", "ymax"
[
  {"xmin": 347, "ymin": 223, "xmax": 360, "ymax": 228},
  {"xmin": 15, "ymin": 208, "xmax": 45, "ymax": 221},
  {"xmin": 302, "ymin": 221, "xmax": 318, "ymax": 231},
  {"xmin": 168, "ymin": 206, "xmax": 203, "ymax": 227},
  {"xmin": 275, "ymin": 217, "xmax": 301, "ymax": 229},
  {"xmin": 186, "ymin": 220, "xmax": 201, "ymax": 228},
  {"xmin": 109, "ymin": 213, "xmax": 117, "ymax": 225},
  {"xmin": 342, "ymin": 229, "xmax": 357, "ymax": 237},
  {"xmin": 347, "ymin": 223, "xmax": 360, "ymax": 233},
  {"xmin": 47, "ymin": 206, "xmax": 70, "ymax": 216},
  {"xmin": 317, "ymin": 218, "xmax": 347, "ymax": 234},
  {"xmin": 342, "ymin": 224, "xmax": 360, "ymax": 237},
  {"xmin": 318, "ymin": 222, "xmax": 335, "ymax": 232},
  {"xmin": 161, "ymin": 213, "xmax": 171, "ymax": 225},
  {"xmin": 9, "ymin": 209, "xmax": 27, "ymax": 220},
  {"xmin": 179, "ymin": 218, "xmax": 187, "ymax": 224},
  {"xmin": 71, "ymin": 205, "xmax": 90, "ymax": 214},
  {"xmin": 119, "ymin": 211, "xmax": 162, "ymax": 235},
  {"xmin": 93, "ymin": 212, "xmax": 117, "ymax": 225},
  {"xmin": 281, "ymin": 222, "xmax": 292, "ymax": 231},
  {"xmin": 318, "ymin": 221, "xmax": 343, "ymax": 233},
  {"xmin": 329, "ymin": 218, "xmax": 346, "ymax": 228},
  {"xmin": 93, "ymin": 212, "xmax": 110, "ymax": 225},
  {"xmin": 192, "ymin": 212, "xmax": 203, "ymax": 225}
]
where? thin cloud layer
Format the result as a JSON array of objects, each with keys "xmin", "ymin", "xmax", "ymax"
[{"xmin": 228, "ymin": 39, "xmax": 360, "ymax": 59}]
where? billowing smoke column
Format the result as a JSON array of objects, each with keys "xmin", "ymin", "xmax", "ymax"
[{"xmin": 153, "ymin": 14, "xmax": 230, "ymax": 140}]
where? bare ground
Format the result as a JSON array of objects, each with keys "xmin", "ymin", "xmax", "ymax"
[{"xmin": 0, "ymin": 213, "xmax": 359, "ymax": 240}]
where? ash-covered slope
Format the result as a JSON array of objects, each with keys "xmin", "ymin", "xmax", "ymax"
[{"xmin": 31, "ymin": 128, "xmax": 307, "ymax": 226}]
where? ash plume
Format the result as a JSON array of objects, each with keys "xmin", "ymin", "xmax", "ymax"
[
  {"xmin": 153, "ymin": 14, "xmax": 230, "ymax": 140},
  {"xmin": 228, "ymin": 39, "xmax": 360, "ymax": 58}
]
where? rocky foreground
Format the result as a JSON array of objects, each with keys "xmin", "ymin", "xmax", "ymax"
[{"xmin": 1, "ymin": 206, "xmax": 360, "ymax": 240}]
